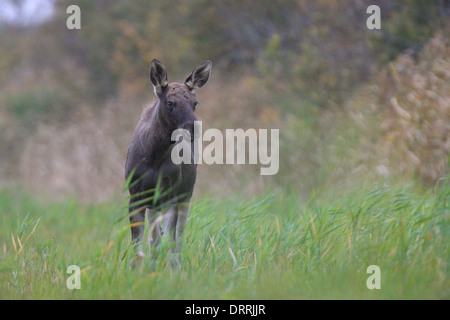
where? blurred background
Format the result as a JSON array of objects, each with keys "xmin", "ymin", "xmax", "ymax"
[{"xmin": 0, "ymin": 0, "xmax": 448, "ymax": 203}]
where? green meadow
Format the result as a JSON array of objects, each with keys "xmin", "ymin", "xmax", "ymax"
[
  {"xmin": 1, "ymin": 180, "xmax": 448, "ymax": 299},
  {"xmin": 0, "ymin": 0, "xmax": 448, "ymax": 302}
]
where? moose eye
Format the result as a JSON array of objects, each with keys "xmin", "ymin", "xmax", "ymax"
[{"xmin": 167, "ymin": 101, "xmax": 176, "ymax": 109}]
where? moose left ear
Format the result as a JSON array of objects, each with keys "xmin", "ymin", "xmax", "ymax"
[
  {"xmin": 150, "ymin": 59, "xmax": 169, "ymax": 96},
  {"xmin": 184, "ymin": 60, "xmax": 212, "ymax": 91}
]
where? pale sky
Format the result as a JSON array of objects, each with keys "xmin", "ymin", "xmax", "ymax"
[{"xmin": 0, "ymin": 0, "xmax": 54, "ymax": 27}]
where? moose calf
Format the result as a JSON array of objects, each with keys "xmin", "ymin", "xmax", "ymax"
[{"xmin": 125, "ymin": 59, "xmax": 212, "ymax": 266}]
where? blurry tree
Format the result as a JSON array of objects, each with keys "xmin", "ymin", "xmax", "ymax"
[
  {"xmin": 52, "ymin": 0, "xmax": 120, "ymax": 99},
  {"xmin": 370, "ymin": 0, "xmax": 449, "ymax": 62},
  {"xmin": 256, "ymin": 0, "xmax": 372, "ymax": 109},
  {"xmin": 377, "ymin": 34, "xmax": 449, "ymax": 186},
  {"xmin": 1, "ymin": 0, "xmax": 449, "ymax": 198},
  {"xmin": 32, "ymin": 0, "xmax": 449, "ymax": 105}
]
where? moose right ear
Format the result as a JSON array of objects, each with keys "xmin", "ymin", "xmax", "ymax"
[
  {"xmin": 184, "ymin": 60, "xmax": 212, "ymax": 91},
  {"xmin": 149, "ymin": 59, "xmax": 169, "ymax": 95}
]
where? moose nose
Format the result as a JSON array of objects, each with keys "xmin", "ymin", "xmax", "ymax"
[{"xmin": 182, "ymin": 122, "xmax": 195, "ymax": 141}]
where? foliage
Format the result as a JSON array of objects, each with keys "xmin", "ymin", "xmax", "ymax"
[
  {"xmin": 345, "ymin": 33, "xmax": 449, "ymax": 187},
  {"xmin": 370, "ymin": 0, "xmax": 449, "ymax": 62},
  {"xmin": 0, "ymin": 180, "xmax": 448, "ymax": 299},
  {"xmin": 0, "ymin": 1, "xmax": 448, "ymax": 301},
  {"xmin": 0, "ymin": 0, "xmax": 448, "ymax": 201}
]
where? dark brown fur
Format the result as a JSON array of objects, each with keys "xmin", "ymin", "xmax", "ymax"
[{"xmin": 124, "ymin": 59, "xmax": 212, "ymax": 264}]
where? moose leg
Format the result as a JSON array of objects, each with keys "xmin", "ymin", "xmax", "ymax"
[
  {"xmin": 162, "ymin": 206, "xmax": 180, "ymax": 267},
  {"xmin": 174, "ymin": 201, "xmax": 190, "ymax": 265},
  {"xmin": 160, "ymin": 203, "xmax": 190, "ymax": 267},
  {"xmin": 146, "ymin": 208, "xmax": 161, "ymax": 253},
  {"xmin": 162, "ymin": 206, "xmax": 177, "ymax": 241},
  {"xmin": 129, "ymin": 202, "xmax": 146, "ymax": 261}
]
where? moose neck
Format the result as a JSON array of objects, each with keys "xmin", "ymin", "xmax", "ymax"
[{"xmin": 141, "ymin": 100, "xmax": 173, "ymax": 167}]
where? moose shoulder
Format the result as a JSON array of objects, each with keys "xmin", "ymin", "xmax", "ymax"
[{"xmin": 125, "ymin": 59, "xmax": 212, "ymax": 265}]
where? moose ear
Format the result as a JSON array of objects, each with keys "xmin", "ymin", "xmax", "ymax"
[
  {"xmin": 149, "ymin": 59, "xmax": 169, "ymax": 95},
  {"xmin": 184, "ymin": 60, "xmax": 212, "ymax": 91}
]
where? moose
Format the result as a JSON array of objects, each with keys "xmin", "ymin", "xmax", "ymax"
[{"xmin": 125, "ymin": 59, "xmax": 212, "ymax": 266}]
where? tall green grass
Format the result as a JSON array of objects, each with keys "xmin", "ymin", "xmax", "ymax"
[{"xmin": 0, "ymin": 181, "xmax": 448, "ymax": 299}]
